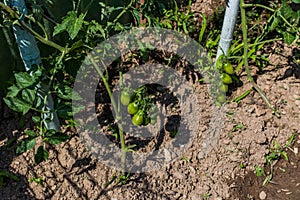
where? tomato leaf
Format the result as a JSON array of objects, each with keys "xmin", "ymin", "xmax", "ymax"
[
  {"xmin": 24, "ymin": 130, "xmax": 37, "ymax": 137},
  {"xmin": 283, "ymin": 32, "xmax": 295, "ymax": 45},
  {"xmin": 53, "ymin": 11, "xmax": 86, "ymax": 40},
  {"xmin": 32, "ymin": 116, "xmax": 41, "ymax": 124},
  {"xmin": 16, "ymin": 138, "xmax": 36, "ymax": 154},
  {"xmin": 6, "ymin": 85, "xmax": 21, "ymax": 98},
  {"xmin": 131, "ymin": 9, "xmax": 141, "ymax": 26},
  {"xmin": 14, "ymin": 72, "xmax": 35, "ymax": 89},
  {"xmin": 55, "ymin": 85, "xmax": 82, "ymax": 100},
  {"xmin": 269, "ymin": 16, "xmax": 280, "ymax": 31},
  {"xmin": 46, "ymin": 132, "xmax": 70, "ymax": 145},
  {"xmin": 22, "ymin": 88, "xmax": 36, "ymax": 105},
  {"xmin": 3, "ymin": 97, "xmax": 31, "ymax": 115},
  {"xmin": 34, "ymin": 146, "xmax": 49, "ymax": 164},
  {"xmin": 55, "ymin": 101, "xmax": 72, "ymax": 118}
]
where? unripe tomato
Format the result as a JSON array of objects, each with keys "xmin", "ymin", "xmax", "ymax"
[
  {"xmin": 219, "ymin": 83, "xmax": 228, "ymax": 93},
  {"xmin": 223, "ymin": 63, "xmax": 234, "ymax": 74},
  {"xmin": 132, "ymin": 110, "xmax": 144, "ymax": 126},
  {"xmin": 121, "ymin": 90, "xmax": 131, "ymax": 106},
  {"xmin": 221, "ymin": 73, "xmax": 233, "ymax": 84},
  {"xmin": 217, "ymin": 94, "xmax": 226, "ymax": 103},
  {"xmin": 127, "ymin": 101, "xmax": 139, "ymax": 115}
]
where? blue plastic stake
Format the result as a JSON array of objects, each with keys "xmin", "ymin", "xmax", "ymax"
[
  {"xmin": 6, "ymin": 0, "xmax": 61, "ymax": 132},
  {"xmin": 216, "ymin": 0, "xmax": 240, "ymax": 61}
]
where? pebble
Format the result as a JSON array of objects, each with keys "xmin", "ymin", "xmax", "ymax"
[
  {"xmin": 259, "ymin": 191, "xmax": 267, "ymax": 199},
  {"xmin": 294, "ymin": 147, "xmax": 298, "ymax": 154}
]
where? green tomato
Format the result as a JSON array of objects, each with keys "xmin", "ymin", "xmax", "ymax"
[
  {"xmin": 217, "ymin": 94, "xmax": 226, "ymax": 104},
  {"xmin": 223, "ymin": 63, "xmax": 234, "ymax": 74},
  {"xmin": 121, "ymin": 90, "xmax": 131, "ymax": 106},
  {"xmin": 127, "ymin": 101, "xmax": 139, "ymax": 115},
  {"xmin": 221, "ymin": 73, "xmax": 233, "ymax": 84},
  {"xmin": 132, "ymin": 110, "xmax": 144, "ymax": 126},
  {"xmin": 219, "ymin": 83, "xmax": 228, "ymax": 93}
]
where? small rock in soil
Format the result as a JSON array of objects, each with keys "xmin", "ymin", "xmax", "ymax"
[{"xmin": 259, "ymin": 191, "xmax": 267, "ymax": 200}]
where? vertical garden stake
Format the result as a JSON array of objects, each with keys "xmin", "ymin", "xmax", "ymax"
[
  {"xmin": 6, "ymin": 0, "xmax": 61, "ymax": 131},
  {"xmin": 216, "ymin": 0, "xmax": 240, "ymax": 61}
]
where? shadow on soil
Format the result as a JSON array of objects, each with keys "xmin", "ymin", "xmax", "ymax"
[{"xmin": 0, "ymin": 99, "xmax": 34, "ymax": 199}]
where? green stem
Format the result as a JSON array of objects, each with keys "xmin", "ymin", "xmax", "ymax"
[
  {"xmin": 112, "ymin": 0, "xmax": 134, "ymax": 24},
  {"xmin": 231, "ymin": 38, "xmax": 282, "ymax": 54},
  {"xmin": 19, "ymin": 20, "xmax": 66, "ymax": 52},
  {"xmin": 242, "ymin": 3, "xmax": 300, "ymax": 35},
  {"xmin": 39, "ymin": 52, "xmax": 66, "ymax": 136},
  {"xmin": 240, "ymin": 0, "xmax": 280, "ymax": 118},
  {"xmin": 86, "ymin": 51, "xmax": 127, "ymax": 172},
  {"xmin": 0, "ymin": 3, "xmax": 67, "ymax": 52}
]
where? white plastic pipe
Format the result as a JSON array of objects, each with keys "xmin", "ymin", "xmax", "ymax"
[
  {"xmin": 6, "ymin": 0, "xmax": 60, "ymax": 132},
  {"xmin": 216, "ymin": 0, "xmax": 240, "ymax": 60}
]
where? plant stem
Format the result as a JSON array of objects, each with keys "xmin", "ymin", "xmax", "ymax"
[
  {"xmin": 39, "ymin": 52, "xmax": 66, "ymax": 136},
  {"xmin": 112, "ymin": 0, "xmax": 134, "ymax": 24},
  {"xmin": 0, "ymin": 3, "xmax": 66, "ymax": 52},
  {"xmin": 240, "ymin": 0, "xmax": 280, "ymax": 118},
  {"xmin": 242, "ymin": 3, "xmax": 300, "ymax": 36},
  {"xmin": 86, "ymin": 51, "xmax": 127, "ymax": 172},
  {"xmin": 19, "ymin": 20, "xmax": 66, "ymax": 52},
  {"xmin": 231, "ymin": 38, "xmax": 282, "ymax": 54}
]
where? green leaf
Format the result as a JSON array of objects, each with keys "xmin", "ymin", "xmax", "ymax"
[
  {"xmin": 53, "ymin": 11, "xmax": 86, "ymax": 40},
  {"xmin": 0, "ymin": 170, "xmax": 20, "ymax": 181},
  {"xmin": 69, "ymin": 40, "xmax": 83, "ymax": 51},
  {"xmin": 87, "ymin": 20, "xmax": 106, "ymax": 38},
  {"xmin": 14, "ymin": 72, "xmax": 35, "ymax": 88},
  {"xmin": 25, "ymin": 130, "xmax": 37, "ymax": 137},
  {"xmin": 56, "ymin": 85, "xmax": 82, "ymax": 100},
  {"xmin": 283, "ymin": 32, "xmax": 296, "ymax": 45},
  {"xmin": 32, "ymin": 116, "xmax": 41, "ymax": 124},
  {"xmin": 269, "ymin": 16, "xmax": 280, "ymax": 31},
  {"xmin": 131, "ymin": 9, "xmax": 141, "ymax": 26},
  {"xmin": 6, "ymin": 85, "xmax": 21, "ymax": 97},
  {"xmin": 280, "ymin": 1, "xmax": 293, "ymax": 20},
  {"xmin": 45, "ymin": 129, "xmax": 56, "ymax": 137},
  {"xmin": 46, "ymin": 132, "xmax": 70, "ymax": 145},
  {"xmin": 55, "ymin": 101, "xmax": 73, "ymax": 118},
  {"xmin": 292, "ymin": 0, "xmax": 300, "ymax": 3},
  {"xmin": 285, "ymin": 133, "xmax": 295, "ymax": 147},
  {"xmin": 22, "ymin": 88, "xmax": 36, "ymax": 105},
  {"xmin": 16, "ymin": 138, "xmax": 36, "ymax": 154},
  {"xmin": 34, "ymin": 146, "xmax": 49, "ymax": 164},
  {"xmin": 274, "ymin": 140, "xmax": 281, "ymax": 150},
  {"xmin": 280, "ymin": 151, "xmax": 289, "ymax": 161},
  {"xmin": 3, "ymin": 97, "xmax": 31, "ymax": 114}
]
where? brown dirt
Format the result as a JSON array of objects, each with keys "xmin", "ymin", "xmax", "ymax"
[{"xmin": 1, "ymin": 2, "xmax": 300, "ymax": 200}]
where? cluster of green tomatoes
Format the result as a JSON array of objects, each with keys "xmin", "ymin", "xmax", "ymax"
[
  {"xmin": 120, "ymin": 86, "xmax": 158, "ymax": 126},
  {"xmin": 216, "ymin": 60, "xmax": 235, "ymax": 104}
]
